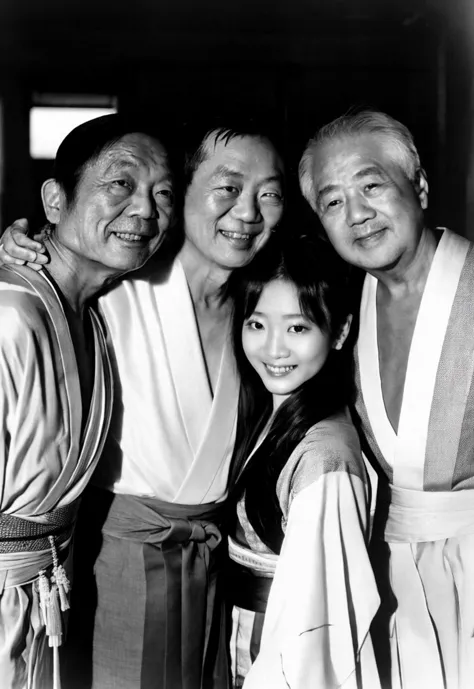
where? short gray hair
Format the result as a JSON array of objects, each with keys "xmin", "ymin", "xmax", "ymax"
[{"xmin": 298, "ymin": 109, "xmax": 421, "ymax": 211}]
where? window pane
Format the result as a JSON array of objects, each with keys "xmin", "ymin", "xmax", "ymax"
[{"xmin": 30, "ymin": 107, "xmax": 116, "ymax": 159}]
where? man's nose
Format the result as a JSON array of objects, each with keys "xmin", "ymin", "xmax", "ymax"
[
  {"xmin": 266, "ymin": 331, "xmax": 290, "ymax": 359},
  {"xmin": 232, "ymin": 193, "xmax": 261, "ymax": 223},
  {"xmin": 128, "ymin": 191, "xmax": 157, "ymax": 219},
  {"xmin": 345, "ymin": 194, "xmax": 376, "ymax": 226}
]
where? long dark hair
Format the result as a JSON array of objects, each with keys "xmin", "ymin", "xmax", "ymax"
[{"xmin": 227, "ymin": 231, "xmax": 356, "ymax": 554}]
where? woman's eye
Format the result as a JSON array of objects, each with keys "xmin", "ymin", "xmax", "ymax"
[
  {"xmin": 289, "ymin": 325, "xmax": 308, "ymax": 334},
  {"xmin": 245, "ymin": 320, "xmax": 264, "ymax": 331}
]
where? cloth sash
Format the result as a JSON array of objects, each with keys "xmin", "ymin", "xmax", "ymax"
[
  {"xmin": 384, "ymin": 485, "xmax": 474, "ymax": 689},
  {"xmin": 0, "ymin": 539, "xmax": 71, "ymax": 591},
  {"xmin": 228, "ymin": 536, "xmax": 277, "ymax": 577},
  {"xmin": 0, "ymin": 506, "xmax": 77, "ymax": 689},
  {"xmin": 385, "ymin": 485, "xmax": 474, "ymax": 542},
  {"xmin": 102, "ymin": 492, "xmax": 225, "ymax": 548},
  {"xmin": 227, "ymin": 538, "xmax": 276, "ymax": 614},
  {"xmin": 0, "ymin": 504, "xmax": 77, "ymax": 590},
  {"xmin": 91, "ymin": 491, "xmax": 229, "ymax": 689}
]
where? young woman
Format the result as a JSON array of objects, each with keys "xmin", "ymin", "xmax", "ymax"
[{"xmin": 226, "ymin": 233, "xmax": 381, "ymax": 689}]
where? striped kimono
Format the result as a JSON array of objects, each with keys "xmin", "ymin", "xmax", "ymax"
[
  {"xmin": 355, "ymin": 229, "xmax": 474, "ymax": 689},
  {"xmin": 0, "ymin": 265, "xmax": 112, "ymax": 689},
  {"xmin": 228, "ymin": 412, "xmax": 381, "ymax": 689}
]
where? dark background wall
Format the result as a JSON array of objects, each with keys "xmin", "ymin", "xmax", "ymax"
[{"xmin": 0, "ymin": 0, "xmax": 473, "ymax": 236}]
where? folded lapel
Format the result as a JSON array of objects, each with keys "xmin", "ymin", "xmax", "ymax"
[
  {"xmin": 176, "ymin": 331, "xmax": 239, "ymax": 502},
  {"xmin": 152, "ymin": 259, "xmax": 213, "ymax": 457},
  {"xmin": 395, "ymin": 230, "xmax": 469, "ymax": 489},
  {"xmin": 9, "ymin": 267, "xmax": 83, "ymax": 512},
  {"xmin": 56, "ymin": 309, "xmax": 113, "ymax": 504},
  {"xmin": 358, "ymin": 273, "xmax": 397, "ymax": 467}
]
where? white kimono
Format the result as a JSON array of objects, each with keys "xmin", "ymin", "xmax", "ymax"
[
  {"xmin": 94, "ymin": 254, "xmax": 239, "ymax": 503},
  {"xmin": 230, "ymin": 412, "xmax": 381, "ymax": 689},
  {"xmin": 0, "ymin": 265, "xmax": 112, "ymax": 689},
  {"xmin": 73, "ymin": 254, "xmax": 239, "ymax": 689},
  {"xmin": 355, "ymin": 229, "xmax": 474, "ymax": 689}
]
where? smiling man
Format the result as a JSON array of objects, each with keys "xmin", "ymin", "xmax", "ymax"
[
  {"xmin": 89, "ymin": 125, "xmax": 284, "ymax": 689},
  {"xmin": 0, "ymin": 114, "xmax": 174, "ymax": 689},
  {"xmin": 0, "ymin": 121, "xmax": 285, "ymax": 689},
  {"xmin": 91, "ymin": 125, "xmax": 284, "ymax": 689},
  {"xmin": 299, "ymin": 109, "xmax": 474, "ymax": 689}
]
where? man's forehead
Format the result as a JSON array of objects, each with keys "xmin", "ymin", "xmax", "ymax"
[
  {"xmin": 317, "ymin": 134, "xmax": 389, "ymax": 165},
  {"xmin": 98, "ymin": 133, "xmax": 168, "ymax": 168},
  {"xmin": 204, "ymin": 135, "xmax": 282, "ymax": 173},
  {"xmin": 313, "ymin": 135, "xmax": 389, "ymax": 184}
]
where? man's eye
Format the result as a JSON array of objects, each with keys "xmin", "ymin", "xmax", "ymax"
[
  {"xmin": 218, "ymin": 186, "xmax": 238, "ymax": 195},
  {"xmin": 111, "ymin": 179, "xmax": 131, "ymax": 190},
  {"xmin": 261, "ymin": 192, "xmax": 283, "ymax": 204},
  {"xmin": 365, "ymin": 183, "xmax": 380, "ymax": 192},
  {"xmin": 156, "ymin": 189, "xmax": 174, "ymax": 201},
  {"xmin": 261, "ymin": 191, "xmax": 282, "ymax": 199},
  {"xmin": 326, "ymin": 199, "xmax": 340, "ymax": 209}
]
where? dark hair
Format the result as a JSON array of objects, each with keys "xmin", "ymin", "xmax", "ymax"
[
  {"xmin": 53, "ymin": 113, "xmax": 172, "ymax": 207},
  {"xmin": 228, "ymin": 230, "xmax": 355, "ymax": 553},
  {"xmin": 182, "ymin": 117, "xmax": 285, "ymax": 191}
]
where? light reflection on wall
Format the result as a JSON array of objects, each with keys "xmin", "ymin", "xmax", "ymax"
[{"xmin": 30, "ymin": 107, "xmax": 116, "ymax": 159}]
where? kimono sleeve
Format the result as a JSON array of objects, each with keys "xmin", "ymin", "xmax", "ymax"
[
  {"xmin": 0, "ymin": 300, "xmax": 32, "ymax": 498},
  {"xmin": 0, "ymin": 291, "xmax": 66, "ymax": 512},
  {"xmin": 243, "ymin": 467, "xmax": 381, "ymax": 689}
]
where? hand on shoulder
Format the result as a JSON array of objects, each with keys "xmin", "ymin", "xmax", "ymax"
[{"xmin": 0, "ymin": 218, "xmax": 49, "ymax": 272}]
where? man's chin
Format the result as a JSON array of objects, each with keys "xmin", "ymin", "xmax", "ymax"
[
  {"xmin": 104, "ymin": 250, "xmax": 156, "ymax": 277},
  {"xmin": 217, "ymin": 249, "xmax": 258, "ymax": 271}
]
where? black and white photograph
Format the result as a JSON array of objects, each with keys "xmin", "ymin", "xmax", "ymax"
[{"xmin": 0, "ymin": 1, "xmax": 473, "ymax": 688}]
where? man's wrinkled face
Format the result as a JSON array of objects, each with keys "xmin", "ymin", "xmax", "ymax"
[
  {"xmin": 183, "ymin": 134, "xmax": 285, "ymax": 271},
  {"xmin": 56, "ymin": 133, "xmax": 174, "ymax": 275},
  {"xmin": 311, "ymin": 133, "xmax": 427, "ymax": 273}
]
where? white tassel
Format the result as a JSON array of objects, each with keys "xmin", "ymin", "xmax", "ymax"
[
  {"xmin": 37, "ymin": 569, "xmax": 50, "ymax": 626},
  {"xmin": 47, "ymin": 583, "xmax": 63, "ymax": 648},
  {"xmin": 36, "ymin": 535, "xmax": 69, "ymax": 689},
  {"xmin": 49, "ymin": 535, "xmax": 71, "ymax": 612}
]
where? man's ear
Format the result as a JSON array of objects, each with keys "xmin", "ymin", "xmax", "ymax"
[
  {"xmin": 415, "ymin": 168, "xmax": 429, "ymax": 210},
  {"xmin": 41, "ymin": 179, "xmax": 63, "ymax": 224},
  {"xmin": 333, "ymin": 314, "xmax": 353, "ymax": 351}
]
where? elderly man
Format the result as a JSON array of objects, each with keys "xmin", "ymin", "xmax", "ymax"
[
  {"xmin": 298, "ymin": 109, "xmax": 474, "ymax": 689},
  {"xmin": 0, "ymin": 114, "xmax": 174, "ymax": 689},
  {"xmin": 1, "ymin": 121, "xmax": 285, "ymax": 689}
]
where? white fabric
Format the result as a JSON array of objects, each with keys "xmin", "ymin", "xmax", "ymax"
[
  {"xmin": 385, "ymin": 486, "xmax": 474, "ymax": 689},
  {"xmin": 228, "ymin": 536, "xmax": 277, "ymax": 577},
  {"xmin": 385, "ymin": 485, "xmax": 474, "ymax": 542},
  {"xmin": 242, "ymin": 472, "xmax": 381, "ymax": 689},
  {"xmin": 94, "ymin": 258, "xmax": 239, "ymax": 503},
  {"xmin": 357, "ymin": 229, "xmax": 474, "ymax": 689},
  {"xmin": 230, "ymin": 607, "xmax": 258, "ymax": 685},
  {"xmin": 358, "ymin": 229, "xmax": 468, "ymax": 487}
]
